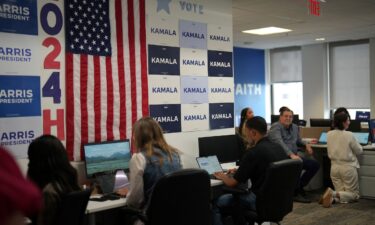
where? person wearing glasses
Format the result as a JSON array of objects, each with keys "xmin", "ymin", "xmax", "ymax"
[{"xmin": 268, "ymin": 107, "xmax": 320, "ymax": 203}]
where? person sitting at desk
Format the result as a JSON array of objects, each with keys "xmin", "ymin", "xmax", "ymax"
[
  {"xmin": 120, "ymin": 117, "xmax": 182, "ymax": 222},
  {"xmin": 212, "ymin": 116, "xmax": 288, "ymax": 225},
  {"xmin": 27, "ymin": 135, "xmax": 81, "ymax": 225},
  {"xmin": 321, "ymin": 112, "xmax": 363, "ymax": 208},
  {"xmin": 268, "ymin": 107, "xmax": 319, "ymax": 203},
  {"xmin": 236, "ymin": 107, "xmax": 255, "ymax": 160},
  {"xmin": 0, "ymin": 146, "xmax": 42, "ymax": 225}
]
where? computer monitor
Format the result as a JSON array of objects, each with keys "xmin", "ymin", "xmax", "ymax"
[
  {"xmin": 347, "ymin": 120, "xmax": 361, "ymax": 132},
  {"xmin": 310, "ymin": 118, "xmax": 332, "ymax": 127},
  {"xmin": 352, "ymin": 132, "xmax": 369, "ymax": 145},
  {"xmin": 198, "ymin": 134, "xmax": 239, "ymax": 163},
  {"xmin": 369, "ymin": 119, "xmax": 375, "ymax": 143},
  {"xmin": 355, "ymin": 111, "xmax": 370, "ymax": 122},
  {"xmin": 271, "ymin": 114, "xmax": 299, "ymax": 124},
  {"xmin": 83, "ymin": 140, "xmax": 131, "ymax": 178}
]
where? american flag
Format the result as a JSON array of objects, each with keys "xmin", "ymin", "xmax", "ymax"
[{"xmin": 65, "ymin": 0, "xmax": 148, "ymax": 161}]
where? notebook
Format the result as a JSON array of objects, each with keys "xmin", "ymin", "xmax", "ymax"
[
  {"xmin": 352, "ymin": 132, "xmax": 369, "ymax": 145},
  {"xmin": 196, "ymin": 155, "xmax": 224, "ymax": 178}
]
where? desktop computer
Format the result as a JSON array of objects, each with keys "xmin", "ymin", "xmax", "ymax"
[{"xmin": 83, "ymin": 140, "xmax": 131, "ymax": 194}]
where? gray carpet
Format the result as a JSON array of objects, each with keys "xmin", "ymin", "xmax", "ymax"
[{"xmin": 282, "ymin": 191, "xmax": 375, "ymax": 225}]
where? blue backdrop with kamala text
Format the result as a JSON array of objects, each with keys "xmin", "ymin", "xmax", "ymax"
[{"xmin": 234, "ymin": 47, "xmax": 265, "ymax": 126}]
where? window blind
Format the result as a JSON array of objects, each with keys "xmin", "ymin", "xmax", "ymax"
[
  {"xmin": 270, "ymin": 47, "xmax": 302, "ymax": 83},
  {"xmin": 329, "ymin": 41, "xmax": 370, "ymax": 109}
]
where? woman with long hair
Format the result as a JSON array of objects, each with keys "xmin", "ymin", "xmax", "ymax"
[
  {"xmin": 27, "ymin": 135, "xmax": 80, "ymax": 225},
  {"xmin": 125, "ymin": 117, "xmax": 182, "ymax": 209},
  {"xmin": 236, "ymin": 107, "xmax": 254, "ymax": 160},
  {"xmin": 238, "ymin": 107, "xmax": 254, "ymax": 137}
]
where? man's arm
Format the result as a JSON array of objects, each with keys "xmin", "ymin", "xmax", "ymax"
[
  {"xmin": 296, "ymin": 126, "xmax": 313, "ymax": 155},
  {"xmin": 214, "ymin": 172, "xmax": 238, "ymax": 187}
]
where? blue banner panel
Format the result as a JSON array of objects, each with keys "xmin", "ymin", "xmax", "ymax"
[
  {"xmin": 234, "ymin": 47, "xmax": 265, "ymax": 126},
  {"xmin": 209, "ymin": 103, "xmax": 234, "ymax": 129},
  {"xmin": 0, "ymin": 75, "xmax": 41, "ymax": 118},
  {"xmin": 208, "ymin": 50, "xmax": 233, "ymax": 77},
  {"xmin": 0, "ymin": 0, "xmax": 38, "ymax": 35},
  {"xmin": 150, "ymin": 104, "xmax": 181, "ymax": 133},
  {"xmin": 355, "ymin": 111, "xmax": 370, "ymax": 122},
  {"xmin": 148, "ymin": 45, "xmax": 180, "ymax": 75}
]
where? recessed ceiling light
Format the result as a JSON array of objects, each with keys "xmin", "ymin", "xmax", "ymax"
[
  {"xmin": 315, "ymin": 37, "xmax": 325, "ymax": 41},
  {"xmin": 242, "ymin": 27, "xmax": 292, "ymax": 35}
]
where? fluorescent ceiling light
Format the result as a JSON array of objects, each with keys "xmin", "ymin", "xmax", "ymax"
[
  {"xmin": 242, "ymin": 27, "xmax": 292, "ymax": 35},
  {"xmin": 315, "ymin": 37, "xmax": 325, "ymax": 41}
]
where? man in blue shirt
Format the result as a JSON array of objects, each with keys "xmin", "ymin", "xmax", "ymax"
[{"xmin": 268, "ymin": 107, "xmax": 320, "ymax": 203}]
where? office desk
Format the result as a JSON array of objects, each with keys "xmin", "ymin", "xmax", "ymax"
[
  {"xmin": 310, "ymin": 144, "xmax": 375, "ymax": 199},
  {"xmin": 86, "ymin": 197, "xmax": 127, "ymax": 214}
]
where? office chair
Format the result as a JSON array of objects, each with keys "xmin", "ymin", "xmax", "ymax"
[
  {"xmin": 225, "ymin": 159, "xmax": 302, "ymax": 225},
  {"xmin": 55, "ymin": 189, "xmax": 91, "ymax": 225},
  {"xmin": 122, "ymin": 168, "xmax": 211, "ymax": 225}
]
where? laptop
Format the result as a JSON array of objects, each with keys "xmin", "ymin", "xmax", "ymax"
[
  {"xmin": 317, "ymin": 131, "xmax": 368, "ymax": 146},
  {"xmin": 196, "ymin": 155, "xmax": 224, "ymax": 179},
  {"xmin": 317, "ymin": 132, "xmax": 328, "ymax": 144},
  {"xmin": 92, "ymin": 171, "xmax": 130, "ymax": 201},
  {"xmin": 352, "ymin": 132, "xmax": 369, "ymax": 145}
]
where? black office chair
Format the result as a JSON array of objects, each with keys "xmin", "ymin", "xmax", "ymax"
[
  {"xmin": 122, "ymin": 168, "xmax": 211, "ymax": 225},
  {"xmin": 55, "ymin": 189, "xmax": 91, "ymax": 225},
  {"xmin": 246, "ymin": 159, "xmax": 302, "ymax": 225},
  {"xmin": 223, "ymin": 159, "xmax": 302, "ymax": 225}
]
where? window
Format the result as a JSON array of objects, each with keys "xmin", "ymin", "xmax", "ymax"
[
  {"xmin": 272, "ymin": 82, "xmax": 303, "ymax": 116},
  {"xmin": 270, "ymin": 47, "xmax": 303, "ymax": 117},
  {"xmin": 329, "ymin": 40, "xmax": 370, "ymax": 109}
]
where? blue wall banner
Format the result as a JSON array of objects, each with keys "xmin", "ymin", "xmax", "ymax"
[
  {"xmin": 0, "ymin": 0, "xmax": 38, "ymax": 35},
  {"xmin": 234, "ymin": 47, "xmax": 265, "ymax": 126},
  {"xmin": 0, "ymin": 75, "xmax": 41, "ymax": 118},
  {"xmin": 208, "ymin": 50, "xmax": 233, "ymax": 77},
  {"xmin": 209, "ymin": 103, "xmax": 234, "ymax": 129},
  {"xmin": 150, "ymin": 104, "xmax": 181, "ymax": 133},
  {"xmin": 148, "ymin": 45, "xmax": 180, "ymax": 75}
]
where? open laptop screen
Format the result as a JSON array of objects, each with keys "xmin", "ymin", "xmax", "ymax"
[
  {"xmin": 319, "ymin": 131, "xmax": 368, "ymax": 145},
  {"xmin": 352, "ymin": 132, "xmax": 369, "ymax": 145},
  {"xmin": 196, "ymin": 155, "xmax": 223, "ymax": 175},
  {"xmin": 318, "ymin": 132, "xmax": 327, "ymax": 144}
]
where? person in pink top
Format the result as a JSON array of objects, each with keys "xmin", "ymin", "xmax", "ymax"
[{"xmin": 0, "ymin": 147, "xmax": 42, "ymax": 225}]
